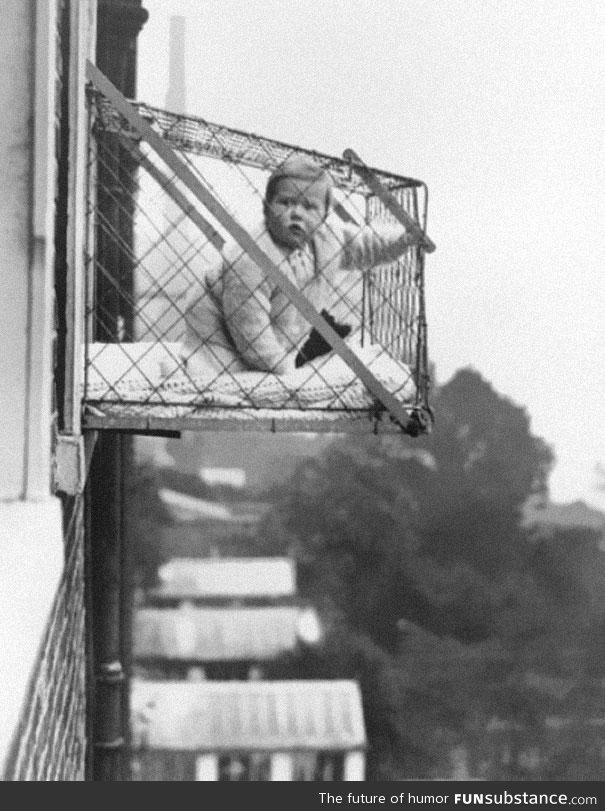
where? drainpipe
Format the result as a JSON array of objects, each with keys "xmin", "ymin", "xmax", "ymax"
[{"xmin": 89, "ymin": 0, "xmax": 147, "ymax": 782}]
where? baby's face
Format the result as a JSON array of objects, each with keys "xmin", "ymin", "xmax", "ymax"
[{"xmin": 265, "ymin": 177, "xmax": 327, "ymax": 250}]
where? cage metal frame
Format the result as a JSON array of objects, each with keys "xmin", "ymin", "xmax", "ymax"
[{"xmin": 83, "ymin": 62, "xmax": 433, "ymax": 437}]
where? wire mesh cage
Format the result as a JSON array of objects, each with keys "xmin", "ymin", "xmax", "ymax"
[{"xmin": 83, "ymin": 68, "xmax": 432, "ymax": 436}]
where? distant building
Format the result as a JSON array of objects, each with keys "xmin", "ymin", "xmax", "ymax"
[
  {"xmin": 148, "ymin": 557, "xmax": 297, "ymax": 607},
  {"xmin": 155, "ymin": 488, "xmax": 266, "ymax": 559},
  {"xmin": 134, "ymin": 604, "xmax": 322, "ymax": 680},
  {"xmin": 131, "ymin": 679, "xmax": 366, "ymax": 781},
  {"xmin": 158, "ymin": 487, "xmax": 263, "ymax": 525},
  {"xmin": 199, "ymin": 467, "xmax": 247, "ymax": 488},
  {"xmin": 477, "ymin": 714, "xmax": 605, "ymax": 780},
  {"xmin": 523, "ymin": 495, "xmax": 605, "ymax": 540},
  {"xmin": 166, "ymin": 431, "xmax": 333, "ymax": 493},
  {"xmin": 158, "ymin": 488, "xmax": 234, "ymax": 523}
]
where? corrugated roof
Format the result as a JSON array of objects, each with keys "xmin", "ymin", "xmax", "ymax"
[
  {"xmin": 154, "ymin": 557, "xmax": 297, "ymax": 600},
  {"xmin": 131, "ymin": 680, "xmax": 366, "ymax": 752},
  {"xmin": 133, "ymin": 606, "xmax": 320, "ymax": 661}
]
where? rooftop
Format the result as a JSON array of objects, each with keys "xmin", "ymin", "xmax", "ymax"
[
  {"xmin": 523, "ymin": 496, "xmax": 605, "ymax": 534},
  {"xmin": 131, "ymin": 679, "xmax": 366, "ymax": 752},
  {"xmin": 152, "ymin": 557, "xmax": 297, "ymax": 601},
  {"xmin": 134, "ymin": 605, "xmax": 321, "ymax": 662}
]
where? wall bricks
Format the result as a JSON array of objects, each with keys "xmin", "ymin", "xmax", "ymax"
[{"xmin": 5, "ymin": 495, "xmax": 87, "ymax": 781}]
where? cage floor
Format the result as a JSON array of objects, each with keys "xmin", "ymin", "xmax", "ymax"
[
  {"xmin": 82, "ymin": 404, "xmax": 407, "ymax": 434},
  {"xmin": 83, "ymin": 341, "xmax": 417, "ymax": 435}
]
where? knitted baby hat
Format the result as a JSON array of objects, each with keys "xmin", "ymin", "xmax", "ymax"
[{"xmin": 265, "ymin": 154, "xmax": 334, "ymax": 206}]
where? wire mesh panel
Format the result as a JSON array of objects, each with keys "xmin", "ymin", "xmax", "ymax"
[{"xmin": 84, "ymin": 75, "xmax": 432, "ymax": 436}]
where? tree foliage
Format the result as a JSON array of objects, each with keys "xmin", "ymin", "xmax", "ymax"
[
  {"xmin": 262, "ymin": 368, "xmax": 605, "ymax": 779},
  {"xmin": 125, "ymin": 461, "xmax": 173, "ymax": 589}
]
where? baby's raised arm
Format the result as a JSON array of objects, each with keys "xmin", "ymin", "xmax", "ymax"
[{"xmin": 337, "ymin": 221, "xmax": 420, "ymax": 271}]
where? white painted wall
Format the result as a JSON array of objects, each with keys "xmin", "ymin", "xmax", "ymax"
[
  {"xmin": 0, "ymin": 0, "xmax": 94, "ymax": 499},
  {"xmin": 195, "ymin": 754, "xmax": 218, "ymax": 781},
  {"xmin": 0, "ymin": 1, "xmax": 35, "ymax": 500},
  {"xmin": 344, "ymin": 751, "xmax": 366, "ymax": 781},
  {"xmin": 270, "ymin": 753, "xmax": 293, "ymax": 781},
  {"xmin": 0, "ymin": 0, "xmax": 62, "ymax": 776},
  {"xmin": 0, "ymin": 501, "xmax": 63, "ymax": 774}
]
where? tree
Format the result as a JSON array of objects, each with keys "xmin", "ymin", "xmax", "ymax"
[
  {"xmin": 262, "ymin": 368, "xmax": 605, "ymax": 778},
  {"xmin": 266, "ymin": 622, "xmax": 459, "ymax": 780},
  {"xmin": 265, "ymin": 368, "xmax": 555, "ymax": 645},
  {"xmin": 125, "ymin": 461, "xmax": 173, "ymax": 589}
]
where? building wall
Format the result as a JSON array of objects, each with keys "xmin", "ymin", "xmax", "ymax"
[
  {"xmin": 0, "ymin": 0, "xmax": 95, "ymax": 781},
  {"xmin": 0, "ymin": 2, "xmax": 37, "ymax": 499},
  {"xmin": 3, "ymin": 496, "xmax": 87, "ymax": 781}
]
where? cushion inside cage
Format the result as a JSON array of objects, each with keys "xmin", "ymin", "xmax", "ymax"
[{"xmin": 86, "ymin": 340, "xmax": 416, "ymax": 411}]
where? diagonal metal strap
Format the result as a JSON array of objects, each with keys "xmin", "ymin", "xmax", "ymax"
[
  {"xmin": 86, "ymin": 60, "xmax": 414, "ymax": 428},
  {"xmin": 343, "ymin": 148, "xmax": 436, "ymax": 254}
]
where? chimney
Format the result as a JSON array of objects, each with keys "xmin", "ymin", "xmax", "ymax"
[{"xmin": 166, "ymin": 15, "xmax": 187, "ymax": 113}]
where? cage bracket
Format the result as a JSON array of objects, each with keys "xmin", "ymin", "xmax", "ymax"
[{"xmin": 54, "ymin": 434, "xmax": 87, "ymax": 495}]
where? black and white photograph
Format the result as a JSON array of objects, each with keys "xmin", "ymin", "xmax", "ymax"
[{"xmin": 0, "ymin": 0, "xmax": 603, "ymax": 791}]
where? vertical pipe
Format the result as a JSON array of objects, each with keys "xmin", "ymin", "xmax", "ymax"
[
  {"xmin": 54, "ymin": 0, "xmax": 71, "ymax": 434},
  {"xmin": 119, "ymin": 437, "xmax": 135, "ymax": 779},
  {"xmin": 90, "ymin": 0, "xmax": 148, "ymax": 781},
  {"xmin": 90, "ymin": 431, "xmax": 125, "ymax": 780}
]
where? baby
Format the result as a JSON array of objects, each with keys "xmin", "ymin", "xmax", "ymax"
[{"xmin": 182, "ymin": 154, "xmax": 427, "ymax": 376}]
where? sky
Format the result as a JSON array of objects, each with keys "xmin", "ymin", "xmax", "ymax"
[{"xmin": 137, "ymin": 0, "xmax": 605, "ymax": 509}]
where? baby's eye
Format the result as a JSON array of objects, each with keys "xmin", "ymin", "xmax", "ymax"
[{"xmin": 302, "ymin": 199, "xmax": 321, "ymax": 211}]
